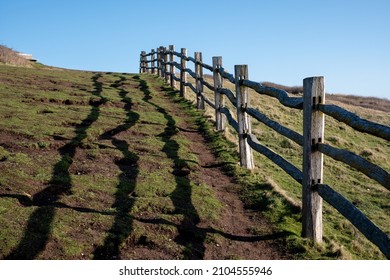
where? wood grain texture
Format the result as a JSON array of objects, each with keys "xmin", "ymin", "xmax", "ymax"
[
  {"xmin": 318, "ymin": 143, "xmax": 390, "ymax": 190},
  {"xmin": 151, "ymin": 49, "xmax": 155, "ymax": 74},
  {"xmin": 318, "ymin": 104, "xmax": 390, "ymax": 141},
  {"xmin": 195, "ymin": 52, "xmax": 205, "ymax": 110},
  {"xmin": 220, "ymin": 107, "xmax": 239, "ymax": 132},
  {"xmin": 169, "ymin": 45, "xmax": 176, "ymax": 89},
  {"xmin": 219, "ymin": 67, "xmax": 235, "ymax": 84},
  {"xmin": 213, "ymin": 56, "xmax": 225, "ymax": 131},
  {"xmin": 218, "ymin": 88, "xmax": 237, "ymax": 107},
  {"xmin": 235, "ymin": 65, "xmax": 254, "ymax": 169},
  {"xmin": 180, "ymin": 48, "xmax": 187, "ymax": 97},
  {"xmin": 242, "ymin": 79, "xmax": 303, "ymax": 109},
  {"xmin": 302, "ymin": 76, "xmax": 324, "ymax": 242}
]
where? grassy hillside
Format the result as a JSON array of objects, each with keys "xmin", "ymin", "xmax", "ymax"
[
  {"xmin": 0, "ymin": 63, "xmax": 294, "ymax": 260},
  {"xmin": 0, "ymin": 65, "xmax": 213, "ymax": 259},
  {"xmin": 186, "ymin": 73, "xmax": 390, "ymax": 259},
  {"xmin": 0, "ymin": 55, "xmax": 388, "ymax": 259}
]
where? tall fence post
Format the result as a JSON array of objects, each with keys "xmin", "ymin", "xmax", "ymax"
[
  {"xmin": 164, "ymin": 47, "xmax": 169, "ymax": 84},
  {"xmin": 195, "ymin": 52, "xmax": 205, "ymax": 110},
  {"xmin": 213, "ymin": 56, "xmax": 225, "ymax": 131},
  {"xmin": 157, "ymin": 46, "xmax": 163, "ymax": 77},
  {"xmin": 302, "ymin": 76, "xmax": 325, "ymax": 243},
  {"xmin": 151, "ymin": 49, "xmax": 155, "ymax": 74},
  {"xmin": 140, "ymin": 51, "xmax": 146, "ymax": 73},
  {"xmin": 180, "ymin": 48, "xmax": 187, "ymax": 97},
  {"xmin": 169, "ymin": 45, "xmax": 176, "ymax": 89},
  {"xmin": 235, "ymin": 65, "xmax": 254, "ymax": 169},
  {"xmin": 139, "ymin": 52, "xmax": 142, "ymax": 73}
]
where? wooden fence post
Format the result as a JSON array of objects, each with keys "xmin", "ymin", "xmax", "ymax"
[
  {"xmin": 169, "ymin": 45, "xmax": 176, "ymax": 89},
  {"xmin": 145, "ymin": 52, "xmax": 150, "ymax": 74},
  {"xmin": 180, "ymin": 48, "xmax": 187, "ymax": 97},
  {"xmin": 139, "ymin": 52, "xmax": 142, "ymax": 73},
  {"xmin": 213, "ymin": 56, "xmax": 225, "ymax": 131},
  {"xmin": 140, "ymin": 51, "xmax": 146, "ymax": 73},
  {"xmin": 195, "ymin": 52, "xmax": 205, "ymax": 110},
  {"xmin": 235, "ymin": 65, "xmax": 254, "ymax": 169},
  {"xmin": 151, "ymin": 49, "xmax": 155, "ymax": 74},
  {"xmin": 302, "ymin": 76, "xmax": 325, "ymax": 243},
  {"xmin": 164, "ymin": 47, "xmax": 169, "ymax": 84},
  {"xmin": 157, "ymin": 46, "xmax": 163, "ymax": 77}
]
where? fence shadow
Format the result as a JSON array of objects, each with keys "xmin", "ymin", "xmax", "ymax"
[
  {"xmin": 4, "ymin": 73, "xmax": 105, "ymax": 259},
  {"xmin": 93, "ymin": 75, "xmax": 140, "ymax": 260},
  {"xmin": 134, "ymin": 75, "xmax": 206, "ymax": 259}
]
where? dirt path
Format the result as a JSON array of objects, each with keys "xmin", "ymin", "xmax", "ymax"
[
  {"xmin": 181, "ymin": 128, "xmax": 289, "ymax": 259},
  {"xmin": 131, "ymin": 75, "xmax": 290, "ymax": 260}
]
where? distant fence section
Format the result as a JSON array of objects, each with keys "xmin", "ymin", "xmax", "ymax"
[{"xmin": 139, "ymin": 46, "xmax": 390, "ymax": 258}]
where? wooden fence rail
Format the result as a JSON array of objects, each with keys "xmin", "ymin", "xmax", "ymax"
[{"xmin": 140, "ymin": 46, "xmax": 390, "ymax": 258}]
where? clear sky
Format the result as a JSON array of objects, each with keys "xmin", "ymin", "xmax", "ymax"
[{"xmin": 1, "ymin": 0, "xmax": 389, "ymax": 98}]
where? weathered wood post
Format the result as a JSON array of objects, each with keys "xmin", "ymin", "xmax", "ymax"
[
  {"xmin": 161, "ymin": 47, "xmax": 165, "ymax": 79},
  {"xmin": 235, "ymin": 65, "xmax": 254, "ymax": 169},
  {"xmin": 140, "ymin": 51, "xmax": 146, "ymax": 73},
  {"xmin": 180, "ymin": 48, "xmax": 187, "ymax": 97},
  {"xmin": 151, "ymin": 49, "xmax": 155, "ymax": 74},
  {"xmin": 145, "ymin": 52, "xmax": 150, "ymax": 74},
  {"xmin": 139, "ymin": 52, "xmax": 142, "ymax": 74},
  {"xmin": 157, "ymin": 46, "xmax": 163, "ymax": 77},
  {"xmin": 302, "ymin": 76, "xmax": 325, "ymax": 243},
  {"xmin": 169, "ymin": 45, "xmax": 176, "ymax": 89},
  {"xmin": 143, "ymin": 51, "xmax": 147, "ymax": 73},
  {"xmin": 161, "ymin": 47, "xmax": 166, "ymax": 80},
  {"xmin": 213, "ymin": 56, "xmax": 225, "ymax": 131},
  {"xmin": 195, "ymin": 52, "xmax": 205, "ymax": 110},
  {"xmin": 164, "ymin": 47, "xmax": 169, "ymax": 84}
]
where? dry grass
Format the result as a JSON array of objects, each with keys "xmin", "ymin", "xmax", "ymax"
[
  {"xmin": 327, "ymin": 93, "xmax": 390, "ymax": 113},
  {"xmin": 0, "ymin": 45, "xmax": 32, "ymax": 68},
  {"xmin": 261, "ymin": 81, "xmax": 390, "ymax": 113},
  {"xmin": 262, "ymin": 81, "xmax": 303, "ymax": 95}
]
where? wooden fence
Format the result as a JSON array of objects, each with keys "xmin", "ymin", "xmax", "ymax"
[{"xmin": 139, "ymin": 45, "xmax": 390, "ymax": 258}]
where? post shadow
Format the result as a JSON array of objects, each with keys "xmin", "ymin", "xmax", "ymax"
[
  {"xmin": 93, "ymin": 75, "xmax": 139, "ymax": 259},
  {"xmin": 135, "ymin": 75, "xmax": 206, "ymax": 259},
  {"xmin": 4, "ymin": 73, "xmax": 105, "ymax": 259}
]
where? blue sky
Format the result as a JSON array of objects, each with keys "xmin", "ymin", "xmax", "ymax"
[{"xmin": 1, "ymin": 0, "xmax": 389, "ymax": 98}]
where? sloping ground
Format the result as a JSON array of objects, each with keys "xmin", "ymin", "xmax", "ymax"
[{"xmin": 0, "ymin": 65, "xmax": 291, "ymax": 260}]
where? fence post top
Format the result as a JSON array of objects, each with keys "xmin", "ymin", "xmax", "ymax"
[
  {"xmin": 303, "ymin": 76, "xmax": 324, "ymax": 82},
  {"xmin": 194, "ymin": 52, "xmax": 202, "ymax": 60},
  {"xmin": 235, "ymin": 65, "xmax": 248, "ymax": 79},
  {"xmin": 213, "ymin": 57, "xmax": 223, "ymax": 68}
]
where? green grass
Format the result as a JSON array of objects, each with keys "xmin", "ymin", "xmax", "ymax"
[{"xmin": 0, "ymin": 65, "xmax": 223, "ymax": 259}]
